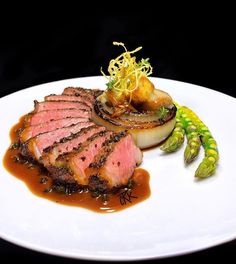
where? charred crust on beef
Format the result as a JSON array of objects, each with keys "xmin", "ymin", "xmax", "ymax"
[
  {"xmin": 89, "ymin": 175, "xmax": 108, "ymax": 193},
  {"xmin": 55, "ymin": 130, "xmax": 111, "ymax": 161},
  {"xmin": 47, "ymin": 165, "xmax": 70, "ymax": 176},
  {"xmin": 51, "ymin": 180, "xmax": 80, "ymax": 194},
  {"xmin": 86, "ymin": 130, "xmax": 110, "ymax": 143},
  {"xmin": 64, "ymin": 87, "xmax": 102, "ymax": 99},
  {"xmin": 33, "ymin": 100, "xmax": 39, "ymax": 108},
  {"xmin": 43, "ymin": 125, "xmax": 100, "ymax": 153},
  {"xmin": 17, "ymin": 127, "xmax": 24, "ymax": 137},
  {"xmin": 102, "ymin": 131, "xmax": 126, "ymax": 146},
  {"xmin": 112, "ymin": 131, "xmax": 127, "ymax": 142},
  {"xmin": 47, "ymin": 165, "xmax": 75, "ymax": 184},
  {"xmin": 89, "ymin": 153, "xmax": 110, "ymax": 168},
  {"xmin": 89, "ymin": 131, "xmax": 125, "ymax": 169},
  {"xmin": 20, "ymin": 142, "xmax": 32, "ymax": 158}
]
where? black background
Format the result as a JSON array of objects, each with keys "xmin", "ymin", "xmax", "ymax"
[
  {"xmin": 1, "ymin": 9, "xmax": 236, "ymax": 264},
  {"xmin": 0, "ymin": 12, "xmax": 235, "ymax": 98}
]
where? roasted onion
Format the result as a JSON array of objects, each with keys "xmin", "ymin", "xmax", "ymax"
[{"xmin": 92, "ymin": 97, "xmax": 176, "ymax": 149}]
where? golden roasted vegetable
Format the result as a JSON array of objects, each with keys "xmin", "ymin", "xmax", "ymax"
[{"xmin": 101, "ymin": 42, "xmax": 173, "ymax": 113}]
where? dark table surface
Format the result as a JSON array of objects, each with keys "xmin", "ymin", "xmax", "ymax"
[
  {"xmin": 1, "ymin": 11, "xmax": 235, "ymax": 263},
  {"xmin": 1, "ymin": 237, "xmax": 236, "ymax": 263}
]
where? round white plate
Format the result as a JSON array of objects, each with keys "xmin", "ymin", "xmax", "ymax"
[{"xmin": 0, "ymin": 76, "xmax": 236, "ymax": 261}]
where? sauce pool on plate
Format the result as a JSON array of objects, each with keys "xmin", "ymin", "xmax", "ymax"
[{"xmin": 3, "ymin": 116, "xmax": 150, "ymax": 213}]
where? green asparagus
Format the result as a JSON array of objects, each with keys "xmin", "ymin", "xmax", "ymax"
[
  {"xmin": 195, "ymin": 125, "xmax": 219, "ymax": 178},
  {"xmin": 160, "ymin": 103, "xmax": 219, "ymax": 178},
  {"xmin": 178, "ymin": 107, "xmax": 201, "ymax": 164},
  {"xmin": 180, "ymin": 106, "xmax": 219, "ymax": 178},
  {"xmin": 160, "ymin": 109, "xmax": 185, "ymax": 152}
]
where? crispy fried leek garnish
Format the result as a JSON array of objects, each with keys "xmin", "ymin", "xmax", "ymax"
[{"xmin": 101, "ymin": 42, "xmax": 153, "ymax": 104}]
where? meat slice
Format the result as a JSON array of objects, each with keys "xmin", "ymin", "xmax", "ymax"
[
  {"xmin": 86, "ymin": 132, "xmax": 143, "ymax": 191},
  {"xmin": 44, "ymin": 94, "xmax": 93, "ymax": 108},
  {"xmin": 20, "ymin": 117, "xmax": 88, "ymax": 142},
  {"xmin": 25, "ymin": 109, "xmax": 91, "ymax": 126},
  {"xmin": 52, "ymin": 130, "xmax": 113, "ymax": 186},
  {"xmin": 34, "ymin": 100, "xmax": 90, "ymax": 112},
  {"xmin": 63, "ymin": 87, "xmax": 102, "ymax": 102},
  {"xmin": 41, "ymin": 125, "xmax": 106, "ymax": 166},
  {"xmin": 22, "ymin": 122, "xmax": 94, "ymax": 160}
]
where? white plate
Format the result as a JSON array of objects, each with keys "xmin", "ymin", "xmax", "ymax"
[{"xmin": 0, "ymin": 76, "xmax": 236, "ymax": 261}]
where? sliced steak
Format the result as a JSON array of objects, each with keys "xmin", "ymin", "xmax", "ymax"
[
  {"xmin": 44, "ymin": 94, "xmax": 93, "ymax": 108},
  {"xmin": 25, "ymin": 109, "xmax": 91, "ymax": 126},
  {"xmin": 52, "ymin": 130, "xmax": 113, "ymax": 185},
  {"xmin": 22, "ymin": 122, "xmax": 94, "ymax": 160},
  {"xmin": 86, "ymin": 132, "xmax": 143, "ymax": 191},
  {"xmin": 41, "ymin": 125, "xmax": 106, "ymax": 166},
  {"xmin": 34, "ymin": 100, "xmax": 90, "ymax": 112},
  {"xmin": 17, "ymin": 86, "xmax": 143, "ymax": 193},
  {"xmin": 20, "ymin": 117, "xmax": 88, "ymax": 142},
  {"xmin": 62, "ymin": 87, "xmax": 101, "ymax": 103}
]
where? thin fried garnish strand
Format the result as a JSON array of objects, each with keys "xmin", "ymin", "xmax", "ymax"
[{"xmin": 101, "ymin": 42, "xmax": 153, "ymax": 102}]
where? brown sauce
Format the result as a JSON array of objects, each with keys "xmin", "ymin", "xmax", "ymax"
[{"xmin": 3, "ymin": 116, "xmax": 150, "ymax": 213}]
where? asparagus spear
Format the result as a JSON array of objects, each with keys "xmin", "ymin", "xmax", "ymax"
[
  {"xmin": 161, "ymin": 103, "xmax": 219, "ymax": 178},
  {"xmin": 160, "ymin": 109, "xmax": 185, "ymax": 152},
  {"xmin": 180, "ymin": 106, "xmax": 219, "ymax": 178},
  {"xmin": 195, "ymin": 125, "xmax": 219, "ymax": 178},
  {"xmin": 178, "ymin": 107, "xmax": 202, "ymax": 164}
]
